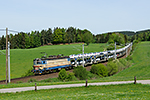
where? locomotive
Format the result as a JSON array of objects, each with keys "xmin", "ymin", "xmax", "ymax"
[{"xmin": 32, "ymin": 43, "xmax": 132, "ymax": 74}]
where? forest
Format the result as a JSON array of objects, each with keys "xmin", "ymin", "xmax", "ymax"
[{"xmin": 0, "ymin": 27, "xmax": 150, "ymax": 50}]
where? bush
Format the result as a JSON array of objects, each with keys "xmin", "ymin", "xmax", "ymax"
[
  {"xmin": 90, "ymin": 64, "xmax": 97, "ymax": 74},
  {"xmin": 108, "ymin": 58, "xmax": 114, "ymax": 62},
  {"xmin": 87, "ymin": 71, "xmax": 99, "ymax": 79},
  {"xmin": 73, "ymin": 66, "xmax": 88, "ymax": 80},
  {"xmin": 133, "ymin": 40, "xmax": 139, "ymax": 44},
  {"xmin": 66, "ymin": 71, "xmax": 76, "ymax": 81},
  {"xmin": 107, "ymin": 43, "xmax": 115, "ymax": 50},
  {"xmin": 58, "ymin": 69, "xmax": 76, "ymax": 81},
  {"xmin": 58, "ymin": 69, "xmax": 68, "ymax": 81},
  {"xmin": 90, "ymin": 64, "xmax": 108, "ymax": 77},
  {"xmin": 126, "ymin": 56, "xmax": 132, "ymax": 61},
  {"xmin": 106, "ymin": 61, "xmax": 118, "ymax": 76},
  {"xmin": 114, "ymin": 60, "xmax": 125, "ymax": 72}
]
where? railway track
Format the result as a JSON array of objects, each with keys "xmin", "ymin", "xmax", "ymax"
[{"xmin": 0, "ymin": 65, "xmax": 92, "ymax": 84}]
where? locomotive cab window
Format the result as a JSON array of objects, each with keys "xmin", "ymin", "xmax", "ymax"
[{"xmin": 37, "ymin": 61, "xmax": 42, "ymax": 64}]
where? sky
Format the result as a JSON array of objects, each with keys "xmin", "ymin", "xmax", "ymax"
[{"xmin": 0, "ymin": 0, "xmax": 150, "ymax": 36}]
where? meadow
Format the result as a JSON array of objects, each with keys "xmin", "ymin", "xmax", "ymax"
[
  {"xmin": 0, "ymin": 84, "xmax": 150, "ymax": 99},
  {"xmin": 108, "ymin": 41, "xmax": 150, "ymax": 80},
  {"xmin": 0, "ymin": 41, "xmax": 150, "ymax": 89},
  {"xmin": 0, "ymin": 43, "xmax": 108, "ymax": 80}
]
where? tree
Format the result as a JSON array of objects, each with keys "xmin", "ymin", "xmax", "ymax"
[
  {"xmin": 77, "ymin": 34, "xmax": 82, "ymax": 42},
  {"xmin": 53, "ymin": 28, "xmax": 63, "ymax": 44},
  {"xmin": 124, "ymin": 35, "xmax": 127, "ymax": 44},
  {"xmin": 65, "ymin": 27, "xmax": 75, "ymax": 43},
  {"xmin": 29, "ymin": 31, "xmax": 35, "ymax": 48},
  {"xmin": 83, "ymin": 29, "xmax": 93, "ymax": 45},
  {"xmin": 0, "ymin": 35, "xmax": 6, "ymax": 50},
  {"xmin": 25, "ymin": 33, "xmax": 30, "ymax": 48},
  {"xmin": 34, "ymin": 31, "xmax": 41, "ymax": 47},
  {"xmin": 41, "ymin": 30, "xmax": 46, "ymax": 45},
  {"xmin": 47, "ymin": 28, "xmax": 53, "ymax": 43},
  {"xmin": 108, "ymin": 38, "xmax": 114, "ymax": 44}
]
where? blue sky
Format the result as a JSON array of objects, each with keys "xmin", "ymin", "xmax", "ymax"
[{"xmin": 0, "ymin": 0, "xmax": 150, "ymax": 36}]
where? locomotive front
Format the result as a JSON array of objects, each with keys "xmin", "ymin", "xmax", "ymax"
[{"xmin": 33, "ymin": 58, "xmax": 47, "ymax": 74}]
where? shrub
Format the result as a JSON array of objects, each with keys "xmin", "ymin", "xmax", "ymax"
[
  {"xmin": 58, "ymin": 69, "xmax": 68, "ymax": 81},
  {"xmin": 73, "ymin": 66, "xmax": 88, "ymax": 80},
  {"xmin": 90, "ymin": 64, "xmax": 108, "ymax": 77},
  {"xmin": 106, "ymin": 61, "xmax": 118, "ymax": 76},
  {"xmin": 87, "ymin": 71, "xmax": 99, "ymax": 79},
  {"xmin": 126, "ymin": 56, "xmax": 132, "ymax": 61},
  {"xmin": 66, "ymin": 72, "xmax": 75, "ymax": 81},
  {"xmin": 108, "ymin": 58, "xmax": 114, "ymax": 62},
  {"xmin": 90, "ymin": 64, "xmax": 97, "ymax": 74},
  {"xmin": 107, "ymin": 43, "xmax": 115, "ymax": 50},
  {"xmin": 58, "ymin": 69, "xmax": 76, "ymax": 81},
  {"xmin": 133, "ymin": 40, "xmax": 139, "ymax": 44},
  {"xmin": 114, "ymin": 60, "xmax": 125, "ymax": 72}
]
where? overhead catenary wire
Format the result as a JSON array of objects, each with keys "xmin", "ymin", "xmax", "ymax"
[{"xmin": 0, "ymin": 29, "xmax": 23, "ymax": 37}]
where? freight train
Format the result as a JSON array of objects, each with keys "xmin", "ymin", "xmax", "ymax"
[{"xmin": 32, "ymin": 43, "xmax": 132, "ymax": 74}]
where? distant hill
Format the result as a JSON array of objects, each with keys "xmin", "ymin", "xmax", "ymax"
[
  {"xmin": 136, "ymin": 29, "xmax": 150, "ymax": 34},
  {"xmin": 102, "ymin": 31, "xmax": 135, "ymax": 36},
  {"xmin": 118, "ymin": 31, "xmax": 135, "ymax": 36}
]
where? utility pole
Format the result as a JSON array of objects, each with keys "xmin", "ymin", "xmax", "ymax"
[
  {"xmin": 6, "ymin": 28, "xmax": 8, "ymax": 85},
  {"xmin": 8, "ymin": 41, "xmax": 10, "ymax": 83},
  {"xmin": 82, "ymin": 43, "xmax": 84, "ymax": 67}
]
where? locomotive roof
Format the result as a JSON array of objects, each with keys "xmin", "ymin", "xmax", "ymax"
[
  {"xmin": 41, "ymin": 56, "xmax": 69, "ymax": 60},
  {"xmin": 33, "ymin": 56, "xmax": 69, "ymax": 61}
]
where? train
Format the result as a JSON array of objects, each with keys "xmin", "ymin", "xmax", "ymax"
[{"xmin": 32, "ymin": 43, "xmax": 132, "ymax": 74}]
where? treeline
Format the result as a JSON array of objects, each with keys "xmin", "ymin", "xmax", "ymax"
[
  {"xmin": 1, "ymin": 26, "xmax": 150, "ymax": 50},
  {"xmin": 132, "ymin": 29, "xmax": 150, "ymax": 41},
  {"xmin": 95, "ymin": 32, "xmax": 128, "ymax": 44},
  {"xmin": 0, "ymin": 26, "xmax": 128, "ymax": 50},
  {"xmin": 0, "ymin": 27, "xmax": 93, "ymax": 49}
]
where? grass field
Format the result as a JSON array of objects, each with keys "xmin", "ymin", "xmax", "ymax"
[
  {"xmin": 0, "ymin": 41, "xmax": 150, "ymax": 89},
  {"xmin": 0, "ymin": 84, "xmax": 150, "ymax": 99},
  {"xmin": 0, "ymin": 43, "xmax": 108, "ymax": 80},
  {"xmin": 108, "ymin": 41, "xmax": 150, "ymax": 81}
]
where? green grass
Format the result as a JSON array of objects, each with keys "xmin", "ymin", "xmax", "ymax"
[
  {"xmin": 1, "ymin": 84, "xmax": 150, "ymax": 99},
  {"xmin": 109, "ymin": 41, "xmax": 150, "ymax": 80},
  {"xmin": 0, "ymin": 43, "xmax": 108, "ymax": 80},
  {"xmin": 0, "ymin": 41, "xmax": 150, "ymax": 89}
]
